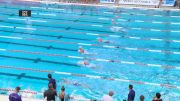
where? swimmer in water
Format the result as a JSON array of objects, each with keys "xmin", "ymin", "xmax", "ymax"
[
  {"xmin": 77, "ymin": 60, "xmax": 96, "ymax": 68},
  {"xmin": 112, "ymin": 19, "xmax": 117, "ymax": 25},
  {"xmin": 61, "ymin": 79, "xmax": 89, "ymax": 88},
  {"xmin": 78, "ymin": 46, "xmax": 85, "ymax": 54},
  {"xmin": 111, "ymin": 26, "xmax": 128, "ymax": 33},
  {"xmin": 97, "ymin": 37, "xmax": 111, "ymax": 44},
  {"xmin": 78, "ymin": 60, "xmax": 90, "ymax": 66},
  {"xmin": 112, "ymin": 15, "xmax": 120, "ymax": 25},
  {"xmin": 115, "ymin": 15, "xmax": 120, "ymax": 19},
  {"xmin": 78, "ymin": 46, "xmax": 97, "ymax": 56},
  {"xmin": 78, "ymin": 46, "xmax": 90, "ymax": 55}
]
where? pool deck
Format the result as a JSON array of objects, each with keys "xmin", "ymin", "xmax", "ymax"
[{"xmin": 19, "ymin": 0, "xmax": 180, "ymax": 11}]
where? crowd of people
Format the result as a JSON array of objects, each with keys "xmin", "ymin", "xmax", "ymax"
[
  {"xmin": 58, "ymin": 0, "xmax": 98, "ymax": 4},
  {"xmin": 9, "ymin": 74, "xmax": 163, "ymax": 101},
  {"xmin": 58, "ymin": 0, "xmax": 180, "ymax": 9}
]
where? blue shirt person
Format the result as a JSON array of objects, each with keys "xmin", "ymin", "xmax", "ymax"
[
  {"xmin": 128, "ymin": 84, "xmax": 135, "ymax": 101},
  {"xmin": 48, "ymin": 74, "xmax": 57, "ymax": 90},
  {"xmin": 9, "ymin": 87, "xmax": 22, "ymax": 101}
]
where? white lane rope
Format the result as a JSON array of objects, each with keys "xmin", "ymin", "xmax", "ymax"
[
  {"xmin": 0, "ymin": 48, "xmax": 179, "ymax": 70},
  {"xmin": 3, "ymin": 16, "xmax": 180, "ymax": 33},
  {"xmin": 6, "ymin": 17, "xmax": 47, "ymax": 23},
  {"xmin": 0, "ymin": 65, "xmax": 179, "ymax": 89},
  {"xmin": 0, "ymin": 23, "xmax": 180, "ymax": 44},
  {"xmin": 0, "ymin": 35, "xmax": 179, "ymax": 55},
  {"xmin": 2, "ymin": 8, "xmax": 180, "ymax": 25}
]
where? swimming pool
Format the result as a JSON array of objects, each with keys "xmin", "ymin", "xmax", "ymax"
[{"xmin": 0, "ymin": 0, "xmax": 180, "ymax": 101}]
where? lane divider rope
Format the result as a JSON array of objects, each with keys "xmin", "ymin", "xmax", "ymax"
[
  {"xmin": 0, "ymin": 65, "xmax": 179, "ymax": 89},
  {"xmin": 1, "ymin": 10, "xmax": 180, "ymax": 26},
  {"xmin": 1, "ymin": 13, "xmax": 180, "ymax": 34},
  {"xmin": 0, "ymin": 35, "xmax": 179, "ymax": 55},
  {"xmin": 0, "ymin": 22, "xmax": 180, "ymax": 44},
  {"xmin": 0, "ymin": 48, "xmax": 179, "ymax": 70},
  {"xmin": 3, "ymin": 16, "xmax": 180, "ymax": 33}
]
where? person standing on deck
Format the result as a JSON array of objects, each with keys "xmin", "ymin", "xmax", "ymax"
[
  {"xmin": 48, "ymin": 74, "xmax": 57, "ymax": 90},
  {"xmin": 128, "ymin": 84, "xmax": 135, "ymax": 101},
  {"xmin": 115, "ymin": 0, "xmax": 120, "ymax": 6},
  {"xmin": 140, "ymin": 95, "xmax": 145, "ymax": 101},
  {"xmin": 152, "ymin": 93, "xmax": 162, "ymax": 101},
  {"xmin": 102, "ymin": 91, "xmax": 114, "ymax": 101},
  {"xmin": 9, "ymin": 87, "xmax": 22, "ymax": 101},
  {"xmin": 157, "ymin": 0, "xmax": 163, "ymax": 8},
  {"xmin": 44, "ymin": 84, "xmax": 57, "ymax": 101}
]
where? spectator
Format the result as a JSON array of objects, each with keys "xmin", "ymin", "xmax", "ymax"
[
  {"xmin": 174, "ymin": 0, "xmax": 180, "ymax": 8},
  {"xmin": 115, "ymin": 0, "xmax": 120, "ymax": 6},
  {"xmin": 102, "ymin": 91, "xmax": 114, "ymax": 101},
  {"xmin": 152, "ymin": 93, "xmax": 162, "ymax": 101},
  {"xmin": 9, "ymin": 87, "xmax": 22, "ymax": 101},
  {"xmin": 157, "ymin": 0, "xmax": 163, "ymax": 8},
  {"xmin": 178, "ymin": 0, "xmax": 180, "ymax": 8},
  {"xmin": 59, "ymin": 86, "xmax": 65, "ymax": 101},
  {"xmin": 140, "ymin": 95, "xmax": 145, "ymax": 101},
  {"xmin": 48, "ymin": 74, "xmax": 56, "ymax": 90},
  {"xmin": 44, "ymin": 84, "xmax": 57, "ymax": 101},
  {"xmin": 128, "ymin": 84, "xmax": 135, "ymax": 101},
  {"xmin": 59, "ymin": 85, "xmax": 72, "ymax": 101}
]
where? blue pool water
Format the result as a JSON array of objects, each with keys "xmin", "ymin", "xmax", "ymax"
[{"xmin": 0, "ymin": 1, "xmax": 180, "ymax": 101}]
